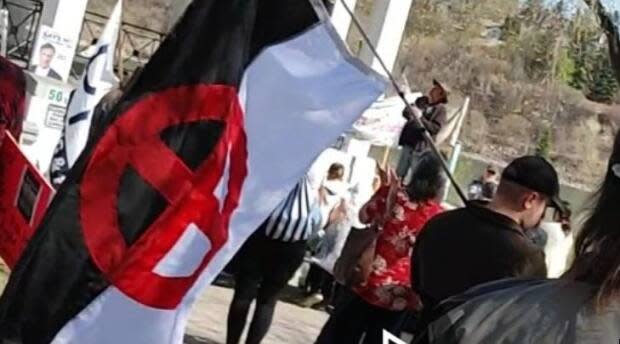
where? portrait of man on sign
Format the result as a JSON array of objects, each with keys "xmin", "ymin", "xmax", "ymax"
[{"xmin": 29, "ymin": 43, "xmax": 62, "ymax": 81}]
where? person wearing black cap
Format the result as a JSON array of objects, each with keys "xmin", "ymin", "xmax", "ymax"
[{"xmin": 410, "ymin": 155, "xmax": 566, "ymax": 333}]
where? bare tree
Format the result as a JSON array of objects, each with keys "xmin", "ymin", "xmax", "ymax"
[{"xmin": 584, "ymin": 0, "xmax": 620, "ymax": 83}]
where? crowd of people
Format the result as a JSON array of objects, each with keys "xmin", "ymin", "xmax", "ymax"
[
  {"xmin": 3, "ymin": 51, "xmax": 620, "ymax": 343},
  {"xmin": 221, "ymin": 79, "xmax": 619, "ymax": 344}
]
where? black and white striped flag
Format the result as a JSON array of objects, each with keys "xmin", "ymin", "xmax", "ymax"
[{"xmin": 49, "ymin": 0, "xmax": 122, "ymax": 188}]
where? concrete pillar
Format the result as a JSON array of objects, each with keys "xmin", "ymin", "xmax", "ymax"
[
  {"xmin": 359, "ymin": 0, "xmax": 413, "ymax": 77},
  {"xmin": 330, "ymin": 0, "xmax": 358, "ymax": 40},
  {"xmin": 0, "ymin": 8, "xmax": 8, "ymax": 56}
]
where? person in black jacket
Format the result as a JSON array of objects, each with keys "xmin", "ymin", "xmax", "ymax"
[
  {"xmin": 397, "ymin": 80, "xmax": 448, "ymax": 180},
  {"xmin": 412, "ymin": 156, "xmax": 567, "ymax": 336},
  {"xmin": 416, "ymin": 133, "xmax": 620, "ymax": 344}
]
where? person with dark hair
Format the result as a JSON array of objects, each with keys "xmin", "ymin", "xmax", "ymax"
[
  {"xmin": 412, "ymin": 156, "xmax": 565, "ymax": 334},
  {"xmin": 397, "ymin": 81, "xmax": 449, "ymax": 180},
  {"xmin": 467, "ymin": 165, "xmax": 499, "ymax": 202},
  {"xmin": 417, "ymin": 135, "xmax": 620, "ymax": 344},
  {"xmin": 29, "ymin": 43, "xmax": 62, "ymax": 80},
  {"xmin": 316, "ymin": 152, "xmax": 444, "ymax": 344},
  {"xmin": 0, "ymin": 56, "xmax": 26, "ymax": 141}
]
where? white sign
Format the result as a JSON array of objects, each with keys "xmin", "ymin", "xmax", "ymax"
[
  {"xmin": 29, "ymin": 25, "xmax": 75, "ymax": 82},
  {"xmin": 383, "ymin": 330, "xmax": 407, "ymax": 344},
  {"xmin": 20, "ymin": 76, "xmax": 73, "ymax": 173}
]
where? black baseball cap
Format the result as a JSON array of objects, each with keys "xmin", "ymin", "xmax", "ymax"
[{"xmin": 501, "ymin": 156, "xmax": 568, "ymax": 214}]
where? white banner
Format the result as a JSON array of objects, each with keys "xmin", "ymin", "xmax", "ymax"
[{"xmin": 19, "ymin": 78, "xmax": 72, "ymax": 173}]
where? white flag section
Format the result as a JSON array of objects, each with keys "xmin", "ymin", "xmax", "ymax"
[
  {"xmin": 50, "ymin": 19, "xmax": 386, "ymax": 344},
  {"xmin": 435, "ymin": 99, "xmax": 468, "ymax": 146},
  {"xmin": 65, "ymin": 0, "xmax": 121, "ymax": 165},
  {"xmin": 49, "ymin": 0, "xmax": 122, "ymax": 186}
]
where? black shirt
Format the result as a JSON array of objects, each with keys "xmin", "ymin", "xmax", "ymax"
[
  {"xmin": 412, "ymin": 203, "xmax": 547, "ymax": 311},
  {"xmin": 399, "ymin": 104, "xmax": 447, "ymax": 148}
]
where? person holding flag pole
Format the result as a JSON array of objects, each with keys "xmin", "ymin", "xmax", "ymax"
[
  {"xmin": 335, "ymin": 0, "xmax": 468, "ymax": 204},
  {"xmin": 49, "ymin": 0, "xmax": 123, "ymax": 188}
]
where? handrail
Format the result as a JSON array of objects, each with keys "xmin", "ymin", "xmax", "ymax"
[
  {"xmin": 75, "ymin": 10, "xmax": 166, "ymax": 80},
  {"xmin": 1, "ymin": 0, "xmax": 42, "ymax": 64}
]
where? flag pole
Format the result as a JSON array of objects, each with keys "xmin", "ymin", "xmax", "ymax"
[{"xmin": 336, "ymin": 0, "xmax": 468, "ymax": 205}]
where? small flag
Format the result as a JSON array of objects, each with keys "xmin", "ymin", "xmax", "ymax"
[
  {"xmin": 49, "ymin": 0, "xmax": 122, "ymax": 188},
  {"xmin": 0, "ymin": 0, "xmax": 385, "ymax": 343}
]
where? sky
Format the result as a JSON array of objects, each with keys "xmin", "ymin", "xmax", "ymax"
[
  {"xmin": 599, "ymin": 0, "xmax": 620, "ymax": 30},
  {"xmin": 542, "ymin": 0, "xmax": 620, "ymax": 30}
]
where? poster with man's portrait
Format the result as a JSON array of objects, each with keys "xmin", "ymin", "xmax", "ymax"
[{"xmin": 29, "ymin": 25, "xmax": 75, "ymax": 82}]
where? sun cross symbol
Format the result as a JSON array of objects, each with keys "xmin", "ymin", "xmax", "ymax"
[{"xmin": 80, "ymin": 85, "xmax": 248, "ymax": 309}]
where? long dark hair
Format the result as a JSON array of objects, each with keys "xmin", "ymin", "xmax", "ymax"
[
  {"xmin": 406, "ymin": 152, "xmax": 445, "ymax": 203},
  {"xmin": 573, "ymin": 132, "xmax": 620, "ymax": 306}
]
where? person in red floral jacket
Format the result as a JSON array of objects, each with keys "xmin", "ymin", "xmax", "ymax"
[{"xmin": 316, "ymin": 152, "xmax": 445, "ymax": 344}]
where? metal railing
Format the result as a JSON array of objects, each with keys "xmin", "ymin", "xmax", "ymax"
[
  {"xmin": 1, "ymin": 0, "xmax": 42, "ymax": 64},
  {"xmin": 74, "ymin": 11, "xmax": 166, "ymax": 81}
]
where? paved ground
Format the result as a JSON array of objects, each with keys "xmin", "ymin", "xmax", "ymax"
[
  {"xmin": 185, "ymin": 285, "xmax": 328, "ymax": 344},
  {"xmin": 0, "ymin": 264, "xmax": 328, "ymax": 344}
]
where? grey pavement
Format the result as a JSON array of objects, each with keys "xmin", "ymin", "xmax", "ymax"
[
  {"xmin": 0, "ymin": 264, "xmax": 328, "ymax": 344},
  {"xmin": 185, "ymin": 285, "xmax": 328, "ymax": 344}
]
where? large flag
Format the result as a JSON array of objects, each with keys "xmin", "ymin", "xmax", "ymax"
[
  {"xmin": 49, "ymin": 0, "xmax": 122, "ymax": 188},
  {"xmin": 0, "ymin": 0, "xmax": 385, "ymax": 343}
]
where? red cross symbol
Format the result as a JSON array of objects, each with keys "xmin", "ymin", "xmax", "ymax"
[{"xmin": 80, "ymin": 85, "xmax": 248, "ymax": 309}]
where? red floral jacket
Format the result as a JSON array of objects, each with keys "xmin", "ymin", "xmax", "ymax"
[{"xmin": 354, "ymin": 185, "xmax": 443, "ymax": 311}]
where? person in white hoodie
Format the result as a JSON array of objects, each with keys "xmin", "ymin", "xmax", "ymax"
[
  {"xmin": 318, "ymin": 163, "xmax": 350, "ymax": 223},
  {"xmin": 540, "ymin": 202, "xmax": 573, "ymax": 278},
  {"xmin": 301, "ymin": 163, "xmax": 350, "ymax": 308}
]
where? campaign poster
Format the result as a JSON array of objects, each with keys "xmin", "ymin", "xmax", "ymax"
[
  {"xmin": 29, "ymin": 25, "xmax": 75, "ymax": 82},
  {"xmin": 0, "ymin": 131, "xmax": 54, "ymax": 268},
  {"xmin": 19, "ymin": 74, "xmax": 72, "ymax": 174}
]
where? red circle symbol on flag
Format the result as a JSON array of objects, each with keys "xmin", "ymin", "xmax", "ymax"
[{"xmin": 80, "ymin": 85, "xmax": 248, "ymax": 309}]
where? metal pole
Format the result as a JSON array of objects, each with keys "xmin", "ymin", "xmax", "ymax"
[
  {"xmin": 0, "ymin": 8, "xmax": 8, "ymax": 57},
  {"xmin": 381, "ymin": 146, "xmax": 390, "ymax": 169},
  {"xmin": 338, "ymin": 0, "xmax": 468, "ymax": 205},
  {"xmin": 443, "ymin": 142, "xmax": 462, "ymax": 202}
]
